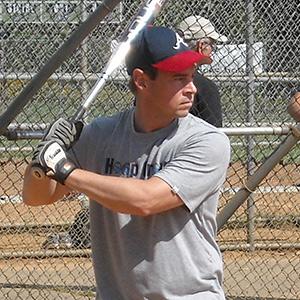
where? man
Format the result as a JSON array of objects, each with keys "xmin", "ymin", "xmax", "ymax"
[
  {"xmin": 178, "ymin": 16, "xmax": 228, "ymax": 127},
  {"xmin": 23, "ymin": 26, "xmax": 230, "ymax": 299}
]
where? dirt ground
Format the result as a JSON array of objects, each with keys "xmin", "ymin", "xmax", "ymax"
[{"xmin": 1, "ymin": 160, "xmax": 300, "ymax": 299}]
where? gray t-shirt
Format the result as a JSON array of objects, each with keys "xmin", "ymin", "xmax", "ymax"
[{"xmin": 72, "ymin": 108, "xmax": 230, "ymax": 300}]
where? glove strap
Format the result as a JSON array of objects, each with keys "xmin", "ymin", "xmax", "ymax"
[{"xmin": 54, "ymin": 158, "xmax": 77, "ymax": 185}]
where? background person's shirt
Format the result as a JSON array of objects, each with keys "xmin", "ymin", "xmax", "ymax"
[{"xmin": 190, "ymin": 72, "xmax": 223, "ymax": 128}]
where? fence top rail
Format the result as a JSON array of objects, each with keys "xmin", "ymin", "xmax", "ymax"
[
  {"xmin": 2, "ymin": 123, "xmax": 296, "ymax": 140},
  {"xmin": 1, "ymin": 72, "xmax": 300, "ymax": 83},
  {"xmin": 221, "ymin": 125, "xmax": 293, "ymax": 136}
]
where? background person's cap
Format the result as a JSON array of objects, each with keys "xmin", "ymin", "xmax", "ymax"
[
  {"xmin": 125, "ymin": 26, "xmax": 212, "ymax": 75},
  {"xmin": 178, "ymin": 16, "xmax": 228, "ymax": 43}
]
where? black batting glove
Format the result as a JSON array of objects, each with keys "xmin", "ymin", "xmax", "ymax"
[
  {"xmin": 31, "ymin": 118, "xmax": 83, "ymax": 172},
  {"xmin": 31, "ymin": 139, "xmax": 51, "ymax": 174},
  {"xmin": 35, "ymin": 140, "xmax": 77, "ymax": 184},
  {"xmin": 43, "ymin": 118, "xmax": 84, "ymax": 150}
]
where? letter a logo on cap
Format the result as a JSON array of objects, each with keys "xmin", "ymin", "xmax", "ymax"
[{"xmin": 173, "ymin": 33, "xmax": 188, "ymax": 50}]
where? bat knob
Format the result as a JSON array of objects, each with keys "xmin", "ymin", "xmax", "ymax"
[{"xmin": 31, "ymin": 165, "xmax": 46, "ymax": 180}]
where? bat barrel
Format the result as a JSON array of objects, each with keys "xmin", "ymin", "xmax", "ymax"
[
  {"xmin": 0, "ymin": 0, "xmax": 122, "ymax": 136},
  {"xmin": 31, "ymin": 0, "xmax": 169, "ymax": 179},
  {"xmin": 77, "ymin": 0, "xmax": 168, "ymax": 118}
]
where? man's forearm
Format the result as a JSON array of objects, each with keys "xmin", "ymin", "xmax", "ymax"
[{"xmin": 65, "ymin": 169, "xmax": 182, "ymax": 216}]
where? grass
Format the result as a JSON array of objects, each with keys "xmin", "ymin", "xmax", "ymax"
[
  {"xmin": 229, "ymin": 134, "xmax": 300, "ymax": 164},
  {"xmin": 1, "ymin": 79, "xmax": 132, "ymax": 124},
  {"xmin": 1, "ymin": 78, "xmax": 299, "ymax": 165}
]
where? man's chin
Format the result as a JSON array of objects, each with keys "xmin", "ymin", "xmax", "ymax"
[{"xmin": 176, "ymin": 110, "xmax": 190, "ymax": 118}]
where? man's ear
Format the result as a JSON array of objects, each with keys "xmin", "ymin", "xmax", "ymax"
[{"xmin": 132, "ymin": 69, "xmax": 148, "ymax": 90}]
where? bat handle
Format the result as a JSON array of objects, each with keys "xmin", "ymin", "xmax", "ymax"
[
  {"xmin": 72, "ymin": 107, "xmax": 86, "ymax": 122},
  {"xmin": 31, "ymin": 164, "xmax": 46, "ymax": 180}
]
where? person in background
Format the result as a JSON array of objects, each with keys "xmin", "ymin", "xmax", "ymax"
[
  {"xmin": 177, "ymin": 15, "xmax": 228, "ymax": 127},
  {"xmin": 23, "ymin": 26, "xmax": 230, "ymax": 299},
  {"xmin": 287, "ymin": 88, "xmax": 300, "ymax": 122}
]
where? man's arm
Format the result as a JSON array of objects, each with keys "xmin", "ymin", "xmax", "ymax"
[
  {"xmin": 23, "ymin": 140, "xmax": 183, "ymax": 213},
  {"xmin": 23, "ymin": 163, "xmax": 183, "ymax": 214},
  {"xmin": 65, "ymin": 169, "xmax": 183, "ymax": 216}
]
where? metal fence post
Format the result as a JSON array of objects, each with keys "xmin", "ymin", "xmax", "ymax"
[{"xmin": 245, "ymin": 0, "xmax": 256, "ymax": 251}]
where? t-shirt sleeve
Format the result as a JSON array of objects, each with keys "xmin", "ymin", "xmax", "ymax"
[{"xmin": 154, "ymin": 131, "xmax": 231, "ymax": 212}]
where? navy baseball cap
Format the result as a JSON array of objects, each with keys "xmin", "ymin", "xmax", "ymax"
[{"xmin": 125, "ymin": 26, "xmax": 212, "ymax": 75}]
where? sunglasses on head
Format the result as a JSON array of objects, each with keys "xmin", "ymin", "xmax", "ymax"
[{"xmin": 198, "ymin": 37, "xmax": 216, "ymax": 49}]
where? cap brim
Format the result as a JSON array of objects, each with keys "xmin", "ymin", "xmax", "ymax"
[
  {"xmin": 208, "ymin": 32, "xmax": 228, "ymax": 43},
  {"xmin": 152, "ymin": 50, "xmax": 212, "ymax": 72}
]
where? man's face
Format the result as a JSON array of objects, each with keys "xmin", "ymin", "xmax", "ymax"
[{"xmin": 144, "ymin": 65, "xmax": 197, "ymax": 118}]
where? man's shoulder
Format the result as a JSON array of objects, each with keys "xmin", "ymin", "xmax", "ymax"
[
  {"xmin": 181, "ymin": 113, "xmax": 219, "ymax": 130},
  {"xmin": 180, "ymin": 114, "xmax": 229, "ymax": 142},
  {"xmin": 88, "ymin": 108, "xmax": 132, "ymax": 132}
]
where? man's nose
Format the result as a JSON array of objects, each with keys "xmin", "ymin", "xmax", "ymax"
[{"xmin": 186, "ymin": 80, "xmax": 197, "ymax": 94}]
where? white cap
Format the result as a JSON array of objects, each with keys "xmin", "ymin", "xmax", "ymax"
[{"xmin": 178, "ymin": 16, "xmax": 228, "ymax": 43}]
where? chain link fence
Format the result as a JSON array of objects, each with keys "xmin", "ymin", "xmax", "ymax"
[{"xmin": 0, "ymin": 0, "xmax": 299, "ymax": 299}]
